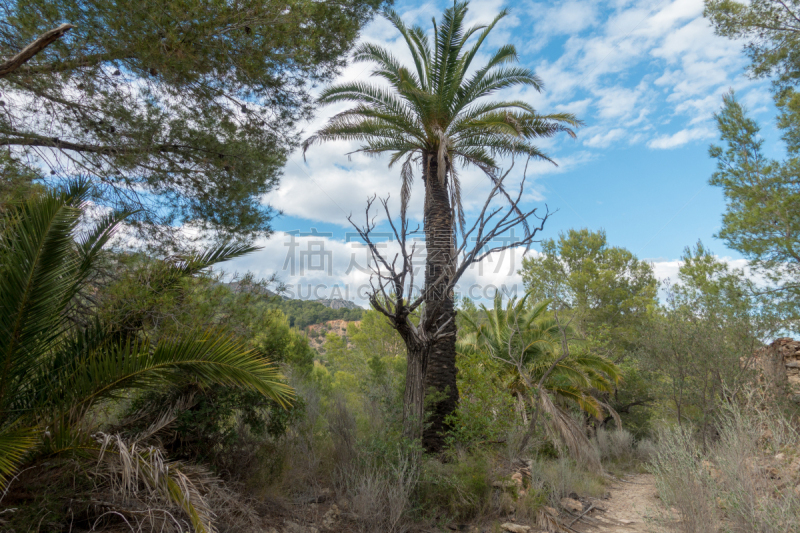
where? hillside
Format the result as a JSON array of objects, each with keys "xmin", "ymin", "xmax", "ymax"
[{"xmin": 270, "ymin": 298, "xmax": 363, "ymax": 329}]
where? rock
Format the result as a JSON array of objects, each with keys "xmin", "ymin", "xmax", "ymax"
[
  {"xmin": 284, "ymin": 521, "xmax": 319, "ymax": 533},
  {"xmin": 542, "ymin": 506, "xmax": 558, "ymax": 516},
  {"xmin": 500, "ymin": 523, "xmax": 531, "ymax": 533},
  {"xmin": 560, "ymin": 497, "xmax": 583, "ymax": 514},
  {"xmin": 322, "ymin": 504, "xmax": 340, "ymax": 529},
  {"xmin": 751, "ymin": 338, "xmax": 800, "ymax": 398}
]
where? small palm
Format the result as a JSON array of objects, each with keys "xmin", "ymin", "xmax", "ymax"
[{"xmin": 458, "ymin": 291, "xmax": 620, "ymax": 418}]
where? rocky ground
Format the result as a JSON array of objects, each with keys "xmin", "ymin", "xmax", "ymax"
[
  {"xmin": 249, "ymin": 473, "xmax": 674, "ymax": 533},
  {"xmin": 571, "ymin": 474, "xmax": 670, "ymax": 533}
]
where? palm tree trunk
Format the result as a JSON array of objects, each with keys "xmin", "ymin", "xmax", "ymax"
[
  {"xmin": 421, "ymin": 153, "xmax": 459, "ymax": 453},
  {"xmin": 401, "ymin": 335, "xmax": 429, "ymax": 443}
]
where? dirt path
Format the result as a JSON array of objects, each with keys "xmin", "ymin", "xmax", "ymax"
[{"xmin": 573, "ymin": 474, "xmax": 669, "ymax": 533}]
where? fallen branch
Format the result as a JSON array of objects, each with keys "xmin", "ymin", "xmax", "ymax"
[{"xmin": 567, "ymin": 503, "xmax": 595, "ymax": 528}]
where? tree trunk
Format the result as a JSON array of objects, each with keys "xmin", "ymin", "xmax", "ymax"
[
  {"xmin": 421, "ymin": 152, "xmax": 459, "ymax": 453},
  {"xmin": 402, "ymin": 338, "xmax": 429, "ymax": 443}
]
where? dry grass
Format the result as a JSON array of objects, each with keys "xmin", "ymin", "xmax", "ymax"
[
  {"xmin": 594, "ymin": 427, "xmax": 654, "ymax": 472},
  {"xmin": 341, "ymin": 453, "xmax": 419, "ymax": 533},
  {"xmin": 649, "ymin": 391, "xmax": 800, "ymax": 533},
  {"xmin": 531, "ymin": 456, "xmax": 606, "ymax": 507}
]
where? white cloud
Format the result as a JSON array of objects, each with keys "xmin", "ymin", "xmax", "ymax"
[
  {"xmin": 647, "ymin": 126, "xmax": 716, "ymax": 149},
  {"xmin": 529, "ymin": 0, "xmax": 601, "ymax": 36},
  {"xmin": 225, "ymin": 231, "xmax": 537, "ymax": 306},
  {"xmin": 265, "ymin": 0, "xmax": 768, "ymax": 230},
  {"xmin": 584, "ymin": 127, "xmax": 627, "ymax": 148}
]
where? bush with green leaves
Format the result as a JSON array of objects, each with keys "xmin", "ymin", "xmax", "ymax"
[{"xmin": 0, "ymin": 181, "xmax": 292, "ymax": 532}]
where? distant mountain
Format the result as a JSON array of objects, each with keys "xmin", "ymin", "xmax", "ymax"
[
  {"xmin": 314, "ymin": 298, "xmax": 362, "ymax": 310},
  {"xmin": 221, "ymin": 281, "xmax": 364, "ymax": 328}
]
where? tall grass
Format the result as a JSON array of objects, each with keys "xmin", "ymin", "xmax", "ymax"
[{"xmin": 649, "ymin": 392, "xmax": 800, "ymax": 533}]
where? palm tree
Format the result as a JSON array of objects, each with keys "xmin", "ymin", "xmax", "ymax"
[
  {"xmin": 303, "ymin": 1, "xmax": 580, "ymax": 450},
  {"xmin": 458, "ymin": 290, "xmax": 620, "ymax": 466},
  {"xmin": 0, "ymin": 181, "xmax": 292, "ymax": 532}
]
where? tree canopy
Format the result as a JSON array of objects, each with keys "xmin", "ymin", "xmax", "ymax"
[
  {"xmin": 705, "ymin": 0, "xmax": 800, "ymax": 89},
  {"xmin": 519, "ymin": 228, "xmax": 657, "ymax": 356},
  {"xmin": 708, "ymin": 92, "xmax": 800, "ymax": 326},
  {"xmin": 0, "ymin": 0, "xmax": 384, "ymax": 243},
  {"xmin": 304, "ymin": 0, "xmax": 579, "ymax": 225}
]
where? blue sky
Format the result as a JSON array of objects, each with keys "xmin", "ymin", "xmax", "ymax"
[{"xmin": 227, "ymin": 0, "xmax": 779, "ymax": 305}]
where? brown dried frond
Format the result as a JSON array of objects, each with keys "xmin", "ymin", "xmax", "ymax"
[
  {"xmin": 95, "ymin": 433, "xmax": 218, "ymax": 533},
  {"xmin": 538, "ymin": 390, "xmax": 602, "ymax": 473}
]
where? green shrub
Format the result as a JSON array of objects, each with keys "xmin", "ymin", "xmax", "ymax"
[{"xmin": 414, "ymin": 455, "xmax": 492, "ymax": 521}]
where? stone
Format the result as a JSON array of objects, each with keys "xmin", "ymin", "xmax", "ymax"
[
  {"xmin": 284, "ymin": 521, "xmax": 319, "ymax": 533},
  {"xmin": 751, "ymin": 338, "xmax": 800, "ymax": 398},
  {"xmin": 322, "ymin": 504, "xmax": 340, "ymax": 530},
  {"xmin": 560, "ymin": 497, "xmax": 583, "ymax": 514},
  {"xmin": 775, "ymin": 453, "xmax": 786, "ymax": 462},
  {"xmin": 542, "ymin": 506, "xmax": 558, "ymax": 516},
  {"xmin": 500, "ymin": 523, "xmax": 531, "ymax": 533}
]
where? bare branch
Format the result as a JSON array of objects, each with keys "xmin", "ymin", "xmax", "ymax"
[{"xmin": 0, "ymin": 24, "xmax": 75, "ymax": 78}]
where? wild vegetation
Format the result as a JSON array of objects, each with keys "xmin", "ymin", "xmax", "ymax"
[{"xmin": 1, "ymin": 0, "xmax": 800, "ymax": 532}]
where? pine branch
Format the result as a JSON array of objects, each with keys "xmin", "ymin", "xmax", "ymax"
[{"xmin": 0, "ymin": 24, "xmax": 74, "ymax": 78}]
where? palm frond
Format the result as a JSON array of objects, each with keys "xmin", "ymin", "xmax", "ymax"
[
  {"xmin": 0, "ymin": 427, "xmax": 36, "ymax": 487},
  {"xmin": 0, "ymin": 186, "xmax": 86, "ymax": 411},
  {"xmin": 64, "ymin": 331, "xmax": 293, "ymax": 416},
  {"xmin": 538, "ymin": 388, "xmax": 601, "ymax": 472},
  {"xmin": 97, "ymin": 433, "xmax": 217, "ymax": 533},
  {"xmin": 304, "ymin": 0, "xmax": 582, "ymax": 206}
]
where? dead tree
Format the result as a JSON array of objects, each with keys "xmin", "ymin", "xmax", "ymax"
[{"xmin": 347, "ymin": 166, "xmax": 551, "ymax": 443}]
